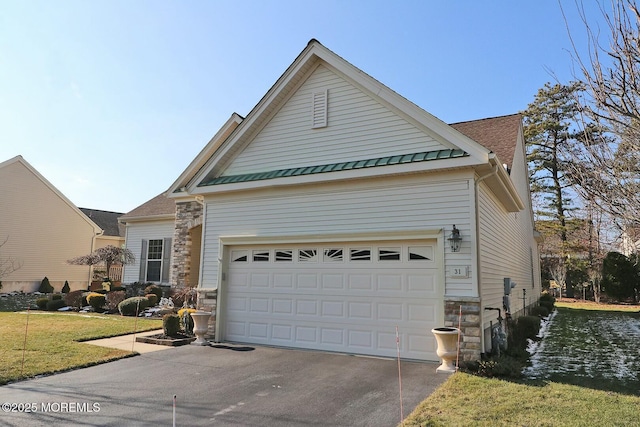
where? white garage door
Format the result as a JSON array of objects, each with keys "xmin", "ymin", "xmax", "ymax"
[{"xmin": 222, "ymin": 241, "xmax": 442, "ymax": 361}]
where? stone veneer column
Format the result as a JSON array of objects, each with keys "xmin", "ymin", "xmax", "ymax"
[
  {"xmin": 444, "ymin": 297, "xmax": 481, "ymax": 361},
  {"xmin": 171, "ymin": 201, "xmax": 203, "ymax": 288},
  {"xmin": 197, "ymin": 289, "xmax": 217, "ymax": 339}
]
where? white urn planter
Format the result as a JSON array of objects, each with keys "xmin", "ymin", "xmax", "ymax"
[
  {"xmin": 190, "ymin": 311, "xmax": 212, "ymax": 346},
  {"xmin": 431, "ymin": 327, "xmax": 461, "ymax": 373}
]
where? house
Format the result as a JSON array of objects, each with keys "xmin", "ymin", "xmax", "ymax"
[
  {"xmin": 79, "ymin": 208, "xmax": 126, "ymax": 282},
  {"xmin": 122, "ymin": 40, "xmax": 541, "ymax": 361},
  {"xmin": 0, "ymin": 156, "xmax": 104, "ymax": 292}
]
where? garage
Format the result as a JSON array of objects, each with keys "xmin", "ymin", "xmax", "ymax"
[{"xmin": 220, "ymin": 240, "xmax": 443, "ymax": 360}]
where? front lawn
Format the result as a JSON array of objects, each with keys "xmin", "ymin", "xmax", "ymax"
[
  {"xmin": 0, "ymin": 311, "xmax": 162, "ymax": 385},
  {"xmin": 402, "ymin": 302, "xmax": 640, "ymax": 426}
]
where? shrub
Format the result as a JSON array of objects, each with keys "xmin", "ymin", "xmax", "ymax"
[
  {"xmin": 169, "ymin": 286, "xmax": 197, "ymax": 308},
  {"xmin": 106, "ymin": 290, "xmax": 126, "ymax": 311},
  {"xmin": 117, "ymin": 296, "xmax": 150, "ymax": 316},
  {"xmin": 46, "ymin": 299, "xmax": 66, "ymax": 311},
  {"xmin": 163, "ymin": 313, "xmax": 181, "ymax": 337},
  {"xmin": 86, "ymin": 292, "xmax": 106, "ymax": 311},
  {"xmin": 51, "ymin": 294, "xmax": 63, "ymax": 301},
  {"xmin": 539, "ymin": 300, "xmax": 555, "ymax": 312},
  {"xmin": 530, "ymin": 305, "xmax": 550, "ymax": 318},
  {"xmin": 508, "ymin": 315, "xmax": 541, "ymax": 351},
  {"xmin": 145, "ymin": 293, "xmax": 158, "ymax": 306},
  {"xmin": 110, "ymin": 286, "xmax": 126, "ymax": 293},
  {"xmin": 144, "ymin": 284, "xmax": 164, "ymax": 302},
  {"xmin": 61, "ymin": 281, "xmax": 70, "ymax": 293},
  {"xmin": 38, "ymin": 277, "xmax": 54, "ymax": 293},
  {"xmin": 461, "ymin": 356, "xmax": 524, "ymax": 379},
  {"xmin": 36, "ymin": 297, "xmax": 49, "ymax": 310},
  {"xmin": 125, "ymin": 282, "xmax": 154, "ymax": 298},
  {"xmin": 64, "ymin": 290, "xmax": 85, "ymax": 309}
]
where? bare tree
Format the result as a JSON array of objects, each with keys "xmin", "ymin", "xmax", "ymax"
[
  {"xmin": 562, "ymin": 0, "xmax": 640, "ymax": 226},
  {"xmin": 67, "ymin": 245, "xmax": 135, "ymax": 281},
  {"xmin": 0, "ymin": 236, "xmax": 22, "ymax": 286}
]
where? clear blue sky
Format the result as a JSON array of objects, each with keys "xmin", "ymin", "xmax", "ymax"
[{"xmin": 0, "ymin": 0, "xmax": 609, "ymax": 213}]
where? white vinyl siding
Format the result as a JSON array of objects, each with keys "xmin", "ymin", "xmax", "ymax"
[
  {"xmin": 0, "ymin": 159, "xmax": 98, "ymax": 291},
  {"xmin": 200, "ymin": 173, "xmax": 474, "ymax": 295},
  {"xmin": 122, "ymin": 220, "xmax": 175, "ymax": 283},
  {"xmin": 223, "ymin": 64, "xmax": 446, "ymax": 176},
  {"xmin": 478, "ymin": 182, "xmax": 539, "ymax": 328}
]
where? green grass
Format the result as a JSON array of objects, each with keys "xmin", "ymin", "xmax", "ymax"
[
  {"xmin": 402, "ymin": 373, "xmax": 640, "ymax": 427},
  {"xmin": 402, "ymin": 302, "xmax": 640, "ymax": 426},
  {"xmin": 0, "ymin": 311, "xmax": 162, "ymax": 385}
]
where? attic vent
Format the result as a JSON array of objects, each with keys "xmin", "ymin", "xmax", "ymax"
[{"xmin": 311, "ymin": 90, "xmax": 328, "ymax": 128}]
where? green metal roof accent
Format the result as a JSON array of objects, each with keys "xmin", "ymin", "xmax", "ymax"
[{"xmin": 198, "ymin": 148, "xmax": 469, "ymax": 187}]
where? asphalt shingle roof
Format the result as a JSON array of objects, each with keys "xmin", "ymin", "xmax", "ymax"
[
  {"xmin": 119, "ymin": 193, "xmax": 176, "ymax": 220},
  {"xmin": 79, "ymin": 208, "xmax": 125, "ymax": 237}
]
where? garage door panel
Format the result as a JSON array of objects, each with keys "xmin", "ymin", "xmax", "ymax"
[{"xmin": 224, "ymin": 241, "xmax": 441, "ymax": 361}]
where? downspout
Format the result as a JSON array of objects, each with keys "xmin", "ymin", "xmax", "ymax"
[{"xmin": 474, "ymin": 163, "xmax": 499, "ymax": 357}]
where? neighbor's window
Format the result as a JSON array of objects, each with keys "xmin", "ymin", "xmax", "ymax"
[{"xmin": 146, "ymin": 239, "xmax": 163, "ymax": 281}]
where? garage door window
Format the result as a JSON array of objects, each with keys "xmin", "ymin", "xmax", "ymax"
[
  {"xmin": 253, "ymin": 250, "xmax": 270, "ymax": 262},
  {"xmin": 409, "ymin": 246, "xmax": 432, "ymax": 260},
  {"xmin": 299, "ymin": 249, "xmax": 318, "ymax": 262},
  {"xmin": 323, "ymin": 249, "xmax": 343, "ymax": 262},
  {"xmin": 350, "ymin": 248, "xmax": 371, "ymax": 261},
  {"xmin": 379, "ymin": 247, "xmax": 400, "ymax": 261},
  {"xmin": 275, "ymin": 250, "xmax": 293, "ymax": 261},
  {"xmin": 232, "ymin": 250, "xmax": 248, "ymax": 262}
]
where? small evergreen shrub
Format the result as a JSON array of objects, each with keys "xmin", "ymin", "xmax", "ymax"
[
  {"xmin": 145, "ymin": 293, "xmax": 158, "ymax": 306},
  {"xmin": 118, "ymin": 296, "xmax": 150, "ymax": 316},
  {"xmin": 61, "ymin": 281, "xmax": 70, "ymax": 293},
  {"xmin": 125, "ymin": 282, "xmax": 154, "ymax": 298},
  {"xmin": 144, "ymin": 284, "xmax": 164, "ymax": 302},
  {"xmin": 110, "ymin": 286, "xmax": 126, "ymax": 293},
  {"xmin": 106, "ymin": 290, "xmax": 126, "ymax": 311},
  {"xmin": 46, "ymin": 299, "xmax": 66, "ymax": 311},
  {"xmin": 508, "ymin": 315, "xmax": 541, "ymax": 350},
  {"xmin": 86, "ymin": 292, "xmax": 106, "ymax": 311},
  {"xmin": 51, "ymin": 294, "xmax": 63, "ymax": 300},
  {"xmin": 539, "ymin": 292, "xmax": 556, "ymax": 304},
  {"xmin": 38, "ymin": 277, "xmax": 54, "ymax": 293},
  {"xmin": 539, "ymin": 300, "xmax": 555, "ymax": 312},
  {"xmin": 64, "ymin": 290, "xmax": 85, "ymax": 309},
  {"xmin": 36, "ymin": 297, "xmax": 49, "ymax": 310},
  {"xmin": 461, "ymin": 356, "xmax": 524, "ymax": 378},
  {"xmin": 530, "ymin": 305, "xmax": 550, "ymax": 318},
  {"xmin": 163, "ymin": 313, "xmax": 181, "ymax": 337}
]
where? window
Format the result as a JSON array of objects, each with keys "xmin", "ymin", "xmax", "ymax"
[
  {"xmin": 324, "ymin": 248, "xmax": 343, "ymax": 261},
  {"xmin": 146, "ymin": 239, "xmax": 163, "ymax": 281},
  {"xmin": 379, "ymin": 247, "xmax": 401, "ymax": 261},
  {"xmin": 275, "ymin": 250, "xmax": 293, "ymax": 262},
  {"xmin": 409, "ymin": 246, "xmax": 432, "ymax": 261},
  {"xmin": 253, "ymin": 250, "xmax": 270, "ymax": 262},
  {"xmin": 299, "ymin": 249, "xmax": 318, "ymax": 262},
  {"xmin": 350, "ymin": 248, "xmax": 371, "ymax": 261},
  {"xmin": 232, "ymin": 250, "xmax": 248, "ymax": 262}
]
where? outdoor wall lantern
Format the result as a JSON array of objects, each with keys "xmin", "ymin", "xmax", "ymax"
[{"xmin": 448, "ymin": 225, "xmax": 462, "ymax": 252}]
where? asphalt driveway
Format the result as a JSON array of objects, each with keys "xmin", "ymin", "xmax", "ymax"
[{"xmin": 0, "ymin": 343, "xmax": 446, "ymax": 426}]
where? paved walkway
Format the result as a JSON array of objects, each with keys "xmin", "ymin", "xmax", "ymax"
[{"xmin": 81, "ymin": 329, "xmax": 172, "ymax": 354}]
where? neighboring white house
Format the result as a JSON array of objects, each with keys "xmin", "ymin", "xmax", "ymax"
[
  {"xmin": 0, "ymin": 156, "xmax": 103, "ymax": 292},
  {"xmin": 123, "ymin": 40, "xmax": 541, "ymax": 362}
]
